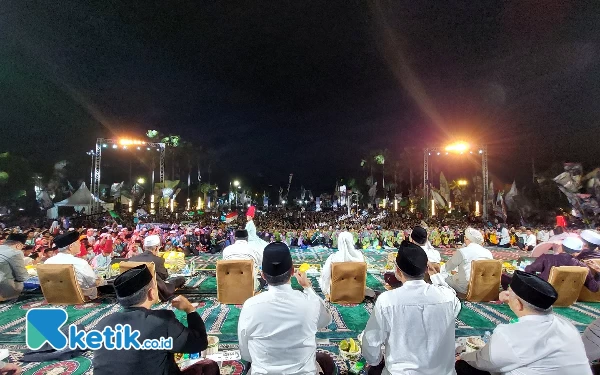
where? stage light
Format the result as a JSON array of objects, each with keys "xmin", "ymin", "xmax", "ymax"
[
  {"xmin": 119, "ymin": 139, "xmax": 146, "ymax": 146},
  {"xmin": 457, "ymin": 180, "xmax": 468, "ymax": 186},
  {"xmin": 469, "ymin": 151, "xmax": 473, "ymax": 154},
  {"xmin": 156, "ymin": 149, "xmax": 160, "ymax": 152},
  {"xmin": 170, "ymin": 198, "xmax": 174, "ymax": 212},
  {"xmin": 137, "ymin": 147, "xmax": 141, "ymax": 150},
  {"xmin": 147, "ymin": 147, "xmax": 151, "ymax": 151},
  {"xmin": 431, "ymin": 199, "xmax": 435, "ymax": 216},
  {"xmin": 137, "ymin": 177, "xmax": 145, "ymax": 184},
  {"xmin": 186, "ymin": 198, "xmax": 191, "ymax": 211},
  {"xmin": 479, "ymin": 149, "xmax": 483, "ymax": 154},
  {"xmin": 233, "ymin": 180, "xmax": 240, "ymax": 187},
  {"xmin": 197, "ymin": 197, "xmax": 202, "ymax": 209},
  {"xmin": 428, "ymin": 152, "xmax": 431, "ymax": 156},
  {"xmin": 437, "ymin": 152, "xmax": 440, "ymax": 155},
  {"xmin": 475, "ymin": 201, "xmax": 480, "ymax": 216},
  {"xmin": 128, "ymin": 200, "xmax": 132, "ymax": 213},
  {"xmin": 112, "ymin": 145, "xmax": 117, "ymax": 149},
  {"xmin": 102, "ymin": 144, "xmax": 107, "ymax": 148},
  {"xmin": 123, "ymin": 146, "xmax": 127, "ymax": 149},
  {"xmin": 445, "ymin": 141, "xmax": 470, "ymax": 153}
]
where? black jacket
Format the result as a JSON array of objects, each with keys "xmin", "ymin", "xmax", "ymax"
[{"xmin": 93, "ymin": 307, "xmax": 209, "ymax": 375}]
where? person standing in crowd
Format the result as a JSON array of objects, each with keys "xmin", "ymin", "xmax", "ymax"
[
  {"xmin": 44, "ymin": 231, "xmax": 104, "ymax": 299},
  {"xmin": 130, "ymin": 235, "xmax": 186, "ymax": 301},
  {"xmin": 0, "ymin": 234, "xmax": 30, "ymax": 300},
  {"xmin": 245, "ymin": 206, "xmax": 268, "ymax": 259},
  {"xmin": 456, "ymin": 271, "xmax": 592, "ymax": 374},
  {"xmin": 238, "ymin": 242, "xmax": 335, "ymax": 375},
  {"xmin": 222, "ymin": 229, "xmax": 263, "ymax": 291},
  {"xmin": 93, "ymin": 265, "xmax": 219, "ymax": 375},
  {"xmin": 361, "ymin": 240, "xmax": 460, "ymax": 375},
  {"xmin": 578, "ymin": 229, "xmax": 600, "ymax": 261},
  {"xmin": 496, "ymin": 223, "xmax": 511, "ymax": 248},
  {"xmin": 442, "ymin": 228, "xmax": 493, "ymax": 295}
]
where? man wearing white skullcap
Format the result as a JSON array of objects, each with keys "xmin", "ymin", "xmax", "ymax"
[
  {"xmin": 441, "ymin": 228, "xmax": 493, "ymax": 294},
  {"xmin": 577, "ymin": 229, "xmax": 600, "ymax": 261}
]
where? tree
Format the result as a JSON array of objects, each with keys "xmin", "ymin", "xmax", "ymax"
[{"xmin": 0, "ymin": 152, "xmax": 36, "ymax": 209}]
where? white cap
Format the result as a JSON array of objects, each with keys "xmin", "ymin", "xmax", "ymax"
[
  {"xmin": 465, "ymin": 227, "xmax": 484, "ymax": 245},
  {"xmin": 143, "ymin": 235, "xmax": 161, "ymax": 248},
  {"xmin": 562, "ymin": 237, "xmax": 584, "ymax": 252},
  {"xmin": 581, "ymin": 230, "xmax": 600, "ymax": 246}
]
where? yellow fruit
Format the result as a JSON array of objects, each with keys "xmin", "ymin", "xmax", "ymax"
[
  {"xmin": 339, "ymin": 340, "xmax": 349, "ymax": 351},
  {"xmin": 299, "ymin": 263, "xmax": 310, "ymax": 272},
  {"xmin": 349, "ymin": 338, "xmax": 358, "ymax": 353}
]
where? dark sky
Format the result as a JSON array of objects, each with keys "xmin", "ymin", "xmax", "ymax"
[{"xmin": 1, "ymin": 0, "xmax": 599, "ymax": 194}]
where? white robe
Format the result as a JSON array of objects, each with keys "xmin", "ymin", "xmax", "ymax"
[
  {"xmin": 318, "ymin": 231, "xmax": 364, "ymax": 295},
  {"xmin": 45, "ymin": 252, "xmax": 99, "ymax": 299},
  {"xmin": 245, "ymin": 220, "xmax": 268, "ymax": 262},
  {"xmin": 462, "ymin": 314, "xmax": 592, "ymax": 375},
  {"xmin": 361, "ymin": 274, "xmax": 461, "ymax": 375}
]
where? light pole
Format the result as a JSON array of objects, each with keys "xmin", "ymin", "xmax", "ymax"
[
  {"xmin": 86, "ymin": 150, "xmax": 94, "ymax": 214},
  {"xmin": 233, "ymin": 180, "xmax": 240, "ymax": 207}
]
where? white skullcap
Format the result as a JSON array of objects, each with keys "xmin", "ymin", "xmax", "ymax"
[
  {"xmin": 581, "ymin": 230, "xmax": 600, "ymax": 246},
  {"xmin": 465, "ymin": 227, "xmax": 484, "ymax": 245},
  {"xmin": 143, "ymin": 235, "xmax": 161, "ymax": 248},
  {"xmin": 562, "ymin": 237, "xmax": 584, "ymax": 252}
]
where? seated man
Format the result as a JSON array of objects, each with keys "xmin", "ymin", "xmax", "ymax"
[
  {"xmin": 456, "ymin": 270, "xmax": 592, "ymax": 375},
  {"xmin": 130, "ymin": 235, "xmax": 186, "ymax": 302},
  {"xmin": 441, "ymin": 228, "xmax": 493, "ymax": 295},
  {"xmin": 518, "ymin": 228, "xmax": 537, "ymax": 251},
  {"xmin": 91, "ymin": 245, "xmax": 113, "ymax": 270},
  {"xmin": 502, "ymin": 237, "xmax": 600, "ymax": 291},
  {"xmin": 583, "ymin": 317, "xmax": 600, "ymax": 374},
  {"xmin": 362, "ymin": 240, "xmax": 461, "ymax": 375},
  {"xmin": 44, "ymin": 231, "xmax": 104, "ymax": 299},
  {"xmin": 578, "ymin": 229, "xmax": 600, "ymax": 261},
  {"xmin": 238, "ymin": 242, "xmax": 335, "ymax": 375},
  {"xmin": 0, "ymin": 234, "xmax": 30, "ymax": 300},
  {"xmin": 93, "ymin": 265, "xmax": 219, "ymax": 375},
  {"xmin": 222, "ymin": 229, "xmax": 263, "ymax": 291},
  {"xmin": 410, "ymin": 225, "xmax": 441, "ymax": 266}
]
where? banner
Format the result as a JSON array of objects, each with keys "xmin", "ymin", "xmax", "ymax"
[
  {"xmin": 225, "ymin": 212, "xmax": 238, "ymax": 223},
  {"xmin": 439, "ymin": 172, "xmax": 450, "ymax": 203}
]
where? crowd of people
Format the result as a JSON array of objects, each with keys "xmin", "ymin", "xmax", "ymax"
[{"xmin": 2, "ymin": 207, "xmax": 600, "ymax": 374}]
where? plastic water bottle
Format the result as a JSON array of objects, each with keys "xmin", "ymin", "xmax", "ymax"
[
  {"xmin": 190, "ymin": 353, "xmax": 200, "ymax": 359},
  {"xmin": 483, "ymin": 331, "xmax": 492, "ymax": 344}
]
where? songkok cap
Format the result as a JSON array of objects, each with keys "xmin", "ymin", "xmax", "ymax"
[
  {"xmin": 235, "ymin": 229, "xmax": 248, "ymax": 238},
  {"xmin": 510, "ymin": 270, "xmax": 558, "ymax": 309},
  {"xmin": 581, "ymin": 230, "xmax": 600, "ymax": 246},
  {"xmin": 262, "ymin": 242, "xmax": 293, "ymax": 277},
  {"xmin": 6, "ymin": 233, "xmax": 27, "ymax": 244},
  {"xmin": 114, "ymin": 265, "xmax": 153, "ymax": 298},
  {"xmin": 562, "ymin": 237, "xmax": 584, "ymax": 253},
  {"xmin": 53, "ymin": 231, "xmax": 80, "ymax": 249},
  {"xmin": 247, "ymin": 206, "xmax": 256, "ymax": 218},
  {"xmin": 143, "ymin": 235, "xmax": 161, "ymax": 248},
  {"xmin": 395, "ymin": 240, "xmax": 428, "ymax": 277},
  {"xmin": 410, "ymin": 226, "xmax": 427, "ymax": 245},
  {"xmin": 465, "ymin": 227, "xmax": 484, "ymax": 245}
]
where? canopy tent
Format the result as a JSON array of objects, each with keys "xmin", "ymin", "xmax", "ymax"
[{"xmin": 50, "ymin": 183, "xmax": 111, "ymax": 217}]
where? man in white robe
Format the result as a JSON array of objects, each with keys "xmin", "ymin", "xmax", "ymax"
[
  {"xmin": 245, "ymin": 206, "xmax": 268, "ymax": 261},
  {"xmin": 441, "ymin": 228, "xmax": 493, "ymax": 295},
  {"xmin": 457, "ymin": 270, "xmax": 592, "ymax": 375},
  {"xmin": 45, "ymin": 231, "xmax": 104, "ymax": 299},
  {"xmin": 361, "ymin": 240, "xmax": 461, "ymax": 375},
  {"xmin": 238, "ymin": 242, "xmax": 335, "ymax": 375},
  {"xmin": 222, "ymin": 229, "xmax": 263, "ymax": 291}
]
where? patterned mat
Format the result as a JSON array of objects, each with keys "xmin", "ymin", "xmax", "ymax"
[{"xmin": 1, "ymin": 245, "xmax": 577, "ymax": 374}]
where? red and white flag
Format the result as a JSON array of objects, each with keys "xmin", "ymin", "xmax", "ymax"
[{"xmin": 225, "ymin": 212, "xmax": 238, "ymax": 223}]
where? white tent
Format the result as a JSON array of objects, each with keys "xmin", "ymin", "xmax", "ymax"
[{"xmin": 54, "ymin": 182, "xmax": 107, "ymax": 213}]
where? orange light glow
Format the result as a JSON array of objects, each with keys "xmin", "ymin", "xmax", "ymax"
[
  {"xmin": 445, "ymin": 142, "xmax": 470, "ymax": 153},
  {"xmin": 119, "ymin": 139, "xmax": 146, "ymax": 145}
]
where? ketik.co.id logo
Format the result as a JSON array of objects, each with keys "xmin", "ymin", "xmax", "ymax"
[{"xmin": 26, "ymin": 308, "xmax": 172, "ymax": 350}]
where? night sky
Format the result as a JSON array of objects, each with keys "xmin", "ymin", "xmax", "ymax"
[{"xmin": 1, "ymin": 1, "xmax": 599, "ymax": 193}]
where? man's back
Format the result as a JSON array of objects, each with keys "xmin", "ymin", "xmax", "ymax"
[
  {"xmin": 525, "ymin": 253, "xmax": 599, "ymax": 292},
  {"xmin": 487, "ymin": 314, "xmax": 592, "ymax": 375},
  {"xmin": 130, "ymin": 251, "xmax": 168, "ymax": 281},
  {"xmin": 93, "ymin": 307, "xmax": 207, "ymax": 375},
  {"xmin": 238, "ymin": 284, "xmax": 331, "ymax": 374},
  {"xmin": 363, "ymin": 280, "xmax": 458, "ymax": 375}
]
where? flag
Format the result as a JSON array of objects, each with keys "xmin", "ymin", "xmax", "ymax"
[
  {"xmin": 431, "ymin": 188, "xmax": 447, "ymax": 208},
  {"xmin": 504, "ymin": 181, "xmax": 518, "ymax": 211},
  {"xmin": 439, "ymin": 172, "xmax": 451, "ymax": 203},
  {"xmin": 225, "ymin": 212, "xmax": 238, "ymax": 223},
  {"xmin": 109, "ymin": 211, "xmax": 121, "ymax": 219}
]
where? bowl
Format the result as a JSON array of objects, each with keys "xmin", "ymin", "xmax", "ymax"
[
  {"xmin": 202, "ymin": 336, "xmax": 219, "ymax": 357},
  {"xmin": 465, "ymin": 336, "xmax": 485, "ymax": 352},
  {"xmin": 339, "ymin": 341, "xmax": 361, "ymax": 361}
]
